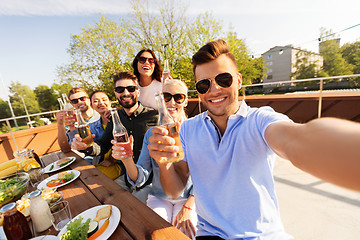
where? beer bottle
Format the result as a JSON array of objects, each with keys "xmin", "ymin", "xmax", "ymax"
[
  {"xmin": 75, "ymin": 109, "xmax": 93, "ymax": 147},
  {"xmin": 110, "ymin": 108, "xmax": 133, "ymax": 157},
  {"xmin": 62, "ymin": 93, "xmax": 76, "ymax": 121},
  {"xmin": 154, "ymin": 91, "xmax": 184, "ymax": 162},
  {"xmin": 162, "ymin": 59, "xmax": 171, "ymax": 86}
]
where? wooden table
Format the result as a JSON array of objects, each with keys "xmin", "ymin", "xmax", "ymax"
[{"xmin": 38, "ymin": 150, "xmax": 189, "ymax": 240}]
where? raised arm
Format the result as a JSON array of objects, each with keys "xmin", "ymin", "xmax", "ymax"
[
  {"xmin": 265, "ymin": 117, "xmax": 360, "ymax": 191},
  {"xmin": 56, "ymin": 110, "xmax": 71, "ymax": 153},
  {"xmin": 148, "ymin": 126, "xmax": 190, "ymax": 199}
]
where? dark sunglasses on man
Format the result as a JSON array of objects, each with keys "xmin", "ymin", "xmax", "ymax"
[
  {"xmin": 70, "ymin": 96, "xmax": 88, "ymax": 104},
  {"xmin": 138, "ymin": 56, "xmax": 155, "ymax": 64},
  {"xmin": 163, "ymin": 92, "xmax": 186, "ymax": 104},
  {"xmin": 195, "ymin": 72, "xmax": 233, "ymax": 94},
  {"xmin": 114, "ymin": 86, "xmax": 138, "ymax": 94}
]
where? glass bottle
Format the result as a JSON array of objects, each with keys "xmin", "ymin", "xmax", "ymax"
[
  {"xmin": 154, "ymin": 91, "xmax": 184, "ymax": 162},
  {"xmin": 0, "ymin": 202, "xmax": 33, "ymax": 240},
  {"xmin": 62, "ymin": 93, "xmax": 76, "ymax": 121},
  {"xmin": 29, "ymin": 190, "xmax": 53, "ymax": 233},
  {"xmin": 110, "ymin": 108, "xmax": 133, "ymax": 158},
  {"xmin": 162, "ymin": 59, "xmax": 171, "ymax": 86},
  {"xmin": 75, "ymin": 109, "xmax": 94, "ymax": 147}
]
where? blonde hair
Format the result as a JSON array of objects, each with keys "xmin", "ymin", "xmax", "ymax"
[{"xmin": 163, "ymin": 79, "xmax": 188, "ymax": 122}]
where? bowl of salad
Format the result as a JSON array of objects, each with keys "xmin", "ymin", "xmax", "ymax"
[{"xmin": 0, "ymin": 172, "xmax": 29, "ymax": 207}]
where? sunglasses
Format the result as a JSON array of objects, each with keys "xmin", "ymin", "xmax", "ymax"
[
  {"xmin": 195, "ymin": 72, "xmax": 233, "ymax": 94},
  {"xmin": 138, "ymin": 56, "xmax": 155, "ymax": 64},
  {"xmin": 163, "ymin": 92, "xmax": 186, "ymax": 104},
  {"xmin": 70, "ymin": 96, "xmax": 88, "ymax": 104},
  {"xmin": 114, "ymin": 86, "xmax": 138, "ymax": 93}
]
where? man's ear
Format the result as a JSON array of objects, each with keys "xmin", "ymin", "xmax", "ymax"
[{"xmin": 237, "ymin": 73, "xmax": 242, "ymax": 90}]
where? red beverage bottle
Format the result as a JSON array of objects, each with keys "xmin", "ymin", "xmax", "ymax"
[
  {"xmin": 110, "ymin": 109, "xmax": 133, "ymax": 157},
  {"xmin": 0, "ymin": 202, "xmax": 32, "ymax": 240}
]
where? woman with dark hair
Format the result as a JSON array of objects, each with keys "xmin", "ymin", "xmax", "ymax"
[{"xmin": 132, "ymin": 49, "xmax": 163, "ymax": 109}]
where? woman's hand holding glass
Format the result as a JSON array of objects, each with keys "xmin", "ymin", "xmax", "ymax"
[{"xmin": 111, "ymin": 135, "xmax": 134, "ymax": 162}]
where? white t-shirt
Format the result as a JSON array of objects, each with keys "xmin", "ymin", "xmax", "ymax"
[{"xmin": 138, "ymin": 80, "xmax": 162, "ymax": 110}]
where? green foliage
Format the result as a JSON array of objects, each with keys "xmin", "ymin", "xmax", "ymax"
[
  {"xmin": 8, "ymin": 81, "xmax": 40, "ymax": 116},
  {"xmin": 226, "ymin": 32, "xmax": 265, "ymax": 85},
  {"xmin": 341, "ymin": 41, "xmax": 360, "ymax": 75},
  {"xmin": 56, "ymin": 15, "xmax": 133, "ymax": 97},
  {"xmin": 320, "ymin": 39, "xmax": 353, "ymax": 77},
  {"xmin": 0, "ymin": 98, "xmax": 11, "ymax": 119},
  {"xmin": 34, "ymin": 85, "xmax": 58, "ymax": 112}
]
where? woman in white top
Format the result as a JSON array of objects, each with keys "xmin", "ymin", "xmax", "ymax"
[{"xmin": 132, "ymin": 49, "xmax": 163, "ymax": 109}]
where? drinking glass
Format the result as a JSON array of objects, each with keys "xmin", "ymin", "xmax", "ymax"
[{"xmin": 50, "ymin": 201, "xmax": 72, "ymax": 231}]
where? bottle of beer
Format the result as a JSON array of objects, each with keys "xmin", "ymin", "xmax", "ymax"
[
  {"xmin": 75, "ymin": 109, "xmax": 93, "ymax": 147},
  {"xmin": 110, "ymin": 108, "xmax": 133, "ymax": 157},
  {"xmin": 162, "ymin": 59, "xmax": 171, "ymax": 86},
  {"xmin": 154, "ymin": 91, "xmax": 184, "ymax": 162},
  {"xmin": 62, "ymin": 93, "xmax": 76, "ymax": 121}
]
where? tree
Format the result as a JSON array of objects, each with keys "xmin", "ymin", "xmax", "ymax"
[
  {"xmin": 56, "ymin": 15, "xmax": 133, "ymax": 98},
  {"xmin": 226, "ymin": 32, "xmax": 264, "ymax": 85},
  {"xmin": 319, "ymin": 28, "xmax": 353, "ymax": 77},
  {"xmin": 291, "ymin": 50, "xmax": 328, "ymax": 84},
  {"xmin": 34, "ymin": 85, "xmax": 58, "ymax": 112},
  {"xmin": 341, "ymin": 41, "xmax": 360, "ymax": 75},
  {"xmin": 8, "ymin": 81, "xmax": 40, "ymax": 117},
  {"xmin": 51, "ymin": 83, "xmax": 74, "ymax": 98},
  {"xmin": 56, "ymin": 0, "xmax": 257, "ymax": 93},
  {"xmin": 0, "ymin": 98, "xmax": 11, "ymax": 120}
]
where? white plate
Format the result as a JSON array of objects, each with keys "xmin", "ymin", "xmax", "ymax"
[
  {"xmin": 30, "ymin": 236, "xmax": 58, "ymax": 240},
  {"xmin": 37, "ymin": 170, "xmax": 80, "ymax": 190},
  {"xmin": 57, "ymin": 205, "xmax": 120, "ymax": 240},
  {"xmin": 44, "ymin": 157, "xmax": 76, "ymax": 174}
]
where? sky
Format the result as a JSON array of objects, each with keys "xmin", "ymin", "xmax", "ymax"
[{"xmin": 0, "ymin": 0, "xmax": 359, "ymax": 101}]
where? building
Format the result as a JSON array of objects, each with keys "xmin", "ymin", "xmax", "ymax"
[{"xmin": 262, "ymin": 45, "xmax": 323, "ymax": 91}]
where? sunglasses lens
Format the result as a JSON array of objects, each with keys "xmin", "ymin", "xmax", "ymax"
[
  {"xmin": 115, "ymin": 87, "xmax": 125, "ymax": 93},
  {"xmin": 138, "ymin": 57, "xmax": 146, "ymax": 64},
  {"xmin": 80, "ymin": 96, "xmax": 87, "ymax": 101},
  {"xmin": 138, "ymin": 57, "xmax": 154, "ymax": 64},
  {"xmin": 196, "ymin": 79, "xmax": 211, "ymax": 94},
  {"xmin": 174, "ymin": 94, "xmax": 186, "ymax": 104},
  {"xmin": 127, "ymin": 86, "xmax": 136, "ymax": 92},
  {"xmin": 215, "ymin": 73, "xmax": 233, "ymax": 88},
  {"xmin": 70, "ymin": 99, "xmax": 78, "ymax": 104},
  {"xmin": 163, "ymin": 93, "xmax": 172, "ymax": 102}
]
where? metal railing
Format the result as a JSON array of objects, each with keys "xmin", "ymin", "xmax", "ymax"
[{"xmin": 189, "ymin": 74, "xmax": 360, "ymax": 119}]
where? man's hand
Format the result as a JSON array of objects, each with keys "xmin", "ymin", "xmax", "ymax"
[
  {"xmin": 148, "ymin": 126, "xmax": 179, "ymax": 164},
  {"xmin": 56, "ymin": 110, "xmax": 65, "ymax": 126},
  {"xmin": 71, "ymin": 134, "xmax": 94, "ymax": 150},
  {"xmin": 111, "ymin": 135, "xmax": 134, "ymax": 161}
]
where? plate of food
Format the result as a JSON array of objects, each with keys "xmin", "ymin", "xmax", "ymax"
[
  {"xmin": 44, "ymin": 157, "xmax": 76, "ymax": 174},
  {"xmin": 58, "ymin": 205, "xmax": 120, "ymax": 240},
  {"xmin": 16, "ymin": 189, "xmax": 64, "ymax": 218},
  {"xmin": 37, "ymin": 170, "xmax": 80, "ymax": 190}
]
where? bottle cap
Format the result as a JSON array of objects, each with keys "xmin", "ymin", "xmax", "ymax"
[
  {"xmin": 0, "ymin": 202, "xmax": 16, "ymax": 213},
  {"xmin": 28, "ymin": 190, "xmax": 41, "ymax": 199}
]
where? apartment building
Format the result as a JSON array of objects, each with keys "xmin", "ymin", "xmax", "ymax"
[{"xmin": 262, "ymin": 45, "xmax": 323, "ymax": 90}]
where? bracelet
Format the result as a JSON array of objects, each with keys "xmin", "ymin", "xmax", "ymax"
[{"xmin": 183, "ymin": 205, "xmax": 192, "ymax": 210}]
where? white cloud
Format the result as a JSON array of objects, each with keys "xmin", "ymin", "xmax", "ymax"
[{"xmin": 0, "ymin": 0, "xmax": 131, "ymax": 16}]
